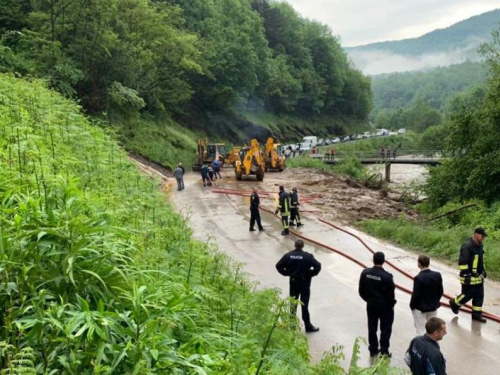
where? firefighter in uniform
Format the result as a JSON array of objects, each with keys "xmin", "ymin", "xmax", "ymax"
[
  {"xmin": 449, "ymin": 227, "xmax": 488, "ymax": 323},
  {"xmin": 275, "ymin": 186, "xmax": 291, "ymax": 235},
  {"xmin": 359, "ymin": 251, "xmax": 396, "ymax": 357},
  {"xmin": 289, "ymin": 187, "xmax": 303, "ymax": 227},
  {"xmin": 249, "ymin": 188, "xmax": 264, "ymax": 232},
  {"xmin": 276, "ymin": 240, "xmax": 321, "ymax": 332}
]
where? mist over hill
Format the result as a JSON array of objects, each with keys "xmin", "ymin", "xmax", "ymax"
[{"xmin": 346, "ymin": 8, "xmax": 500, "ymax": 74}]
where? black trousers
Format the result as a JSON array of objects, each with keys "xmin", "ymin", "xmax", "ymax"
[
  {"xmin": 250, "ymin": 207, "xmax": 263, "ymax": 230},
  {"xmin": 290, "ymin": 277, "xmax": 312, "ymax": 327},
  {"xmin": 455, "ymin": 283, "xmax": 484, "ymax": 317},
  {"xmin": 366, "ymin": 304, "xmax": 394, "ymax": 353},
  {"xmin": 290, "ymin": 208, "xmax": 301, "ymax": 224}
]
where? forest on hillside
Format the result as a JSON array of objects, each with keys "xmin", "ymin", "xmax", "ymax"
[
  {"xmin": 372, "ymin": 61, "xmax": 490, "ymax": 133},
  {"xmin": 0, "ymin": 0, "xmax": 372, "ymax": 132}
]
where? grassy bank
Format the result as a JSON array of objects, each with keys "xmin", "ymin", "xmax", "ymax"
[
  {"xmin": 359, "ymin": 202, "xmax": 500, "ymax": 279},
  {"xmin": 111, "ymin": 115, "xmax": 198, "ymax": 171},
  {"xmin": 287, "ymin": 156, "xmax": 366, "ymax": 180},
  {"xmin": 0, "ymin": 74, "xmax": 376, "ymax": 373},
  {"xmin": 243, "ymin": 111, "xmax": 369, "ymax": 142}
]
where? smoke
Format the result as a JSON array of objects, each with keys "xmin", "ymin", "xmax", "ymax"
[{"xmin": 348, "ymin": 38, "xmax": 485, "ymax": 75}]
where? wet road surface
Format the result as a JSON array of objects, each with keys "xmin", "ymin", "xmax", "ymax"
[{"xmin": 171, "ymin": 172, "xmax": 500, "ymax": 373}]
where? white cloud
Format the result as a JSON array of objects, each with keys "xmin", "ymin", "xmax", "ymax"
[{"xmin": 285, "ymin": 0, "xmax": 500, "ymax": 46}]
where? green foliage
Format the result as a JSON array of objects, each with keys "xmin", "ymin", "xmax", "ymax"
[
  {"xmin": 1, "ymin": 0, "xmax": 372, "ymax": 131},
  {"xmin": 1, "ymin": 73, "xmax": 359, "ymax": 373},
  {"xmin": 287, "ymin": 156, "xmax": 366, "ymax": 180},
  {"xmin": 359, "ymin": 211, "xmax": 500, "ymax": 280},
  {"xmin": 371, "ymin": 61, "xmax": 489, "ymax": 121},
  {"xmin": 375, "ymin": 100, "xmax": 443, "ymax": 133},
  {"xmin": 425, "ymin": 29, "xmax": 500, "ymax": 206},
  {"xmin": 114, "ymin": 116, "xmax": 197, "ymax": 170}
]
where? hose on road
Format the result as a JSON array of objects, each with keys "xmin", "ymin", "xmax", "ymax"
[{"xmin": 212, "ymin": 187, "xmax": 500, "ymax": 324}]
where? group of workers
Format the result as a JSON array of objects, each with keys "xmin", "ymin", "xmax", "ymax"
[
  {"xmin": 250, "ymin": 185, "xmax": 302, "ymax": 234},
  {"xmin": 200, "ymin": 159, "xmax": 222, "ymax": 186},
  {"xmin": 271, "ymin": 226, "xmax": 488, "ymax": 374}
]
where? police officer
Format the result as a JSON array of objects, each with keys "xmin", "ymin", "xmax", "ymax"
[
  {"xmin": 276, "ymin": 240, "xmax": 321, "ymax": 332},
  {"xmin": 449, "ymin": 227, "xmax": 488, "ymax": 323},
  {"xmin": 359, "ymin": 252, "xmax": 396, "ymax": 357},
  {"xmin": 289, "ymin": 187, "xmax": 303, "ymax": 227},
  {"xmin": 249, "ymin": 187, "xmax": 264, "ymax": 232},
  {"xmin": 275, "ymin": 186, "xmax": 291, "ymax": 235}
]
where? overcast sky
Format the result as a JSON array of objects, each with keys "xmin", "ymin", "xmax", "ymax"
[{"xmin": 286, "ymin": 0, "xmax": 500, "ymax": 46}]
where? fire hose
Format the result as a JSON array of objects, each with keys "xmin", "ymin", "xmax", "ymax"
[{"xmin": 211, "ymin": 187, "xmax": 500, "ymax": 324}]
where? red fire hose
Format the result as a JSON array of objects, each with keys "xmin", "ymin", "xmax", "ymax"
[{"xmin": 211, "ymin": 187, "xmax": 500, "ymax": 323}]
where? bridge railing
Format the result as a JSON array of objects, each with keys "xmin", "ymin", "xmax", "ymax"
[{"xmin": 316, "ymin": 150, "xmax": 446, "ymax": 160}]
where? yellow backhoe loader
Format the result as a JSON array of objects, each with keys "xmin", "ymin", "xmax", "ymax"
[
  {"xmin": 192, "ymin": 139, "xmax": 226, "ymax": 172},
  {"xmin": 234, "ymin": 139, "xmax": 265, "ymax": 181},
  {"xmin": 263, "ymin": 137, "xmax": 286, "ymax": 172},
  {"xmin": 224, "ymin": 146, "xmax": 241, "ymax": 167}
]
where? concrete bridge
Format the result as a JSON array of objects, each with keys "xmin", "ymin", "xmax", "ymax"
[{"xmin": 311, "ymin": 150, "xmax": 445, "ymax": 182}]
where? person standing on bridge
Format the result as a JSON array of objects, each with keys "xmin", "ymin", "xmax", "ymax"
[
  {"xmin": 410, "ymin": 255, "xmax": 444, "ymax": 335},
  {"xmin": 275, "ymin": 186, "xmax": 291, "ymax": 235},
  {"xmin": 359, "ymin": 251, "xmax": 396, "ymax": 357},
  {"xmin": 404, "ymin": 317, "xmax": 447, "ymax": 375},
  {"xmin": 276, "ymin": 239, "xmax": 321, "ymax": 333},
  {"xmin": 249, "ymin": 188, "xmax": 264, "ymax": 232},
  {"xmin": 449, "ymin": 227, "xmax": 488, "ymax": 323},
  {"xmin": 289, "ymin": 187, "xmax": 303, "ymax": 228}
]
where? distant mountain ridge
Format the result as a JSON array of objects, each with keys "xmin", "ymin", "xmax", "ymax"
[{"xmin": 346, "ymin": 8, "xmax": 500, "ymax": 74}]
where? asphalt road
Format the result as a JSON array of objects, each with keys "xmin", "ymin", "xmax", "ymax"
[{"xmin": 171, "ymin": 173, "xmax": 500, "ymax": 373}]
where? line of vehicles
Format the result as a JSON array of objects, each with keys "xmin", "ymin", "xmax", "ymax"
[
  {"xmin": 192, "ymin": 137, "xmax": 286, "ymax": 182},
  {"xmin": 282, "ymin": 128, "xmax": 406, "ymax": 153}
]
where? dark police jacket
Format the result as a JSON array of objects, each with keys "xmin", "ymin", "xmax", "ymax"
[
  {"xmin": 406, "ymin": 335, "xmax": 447, "ymax": 375},
  {"xmin": 276, "ymin": 249, "xmax": 321, "ymax": 279},
  {"xmin": 458, "ymin": 238, "xmax": 485, "ymax": 285},
  {"xmin": 289, "ymin": 191, "xmax": 299, "ymax": 209},
  {"xmin": 410, "ymin": 269, "xmax": 443, "ymax": 313},
  {"xmin": 277, "ymin": 191, "xmax": 291, "ymax": 215},
  {"xmin": 358, "ymin": 266, "xmax": 396, "ymax": 307},
  {"xmin": 250, "ymin": 192, "xmax": 260, "ymax": 209}
]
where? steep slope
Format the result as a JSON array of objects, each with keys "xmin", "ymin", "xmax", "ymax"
[
  {"xmin": 347, "ymin": 8, "xmax": 500, "ymax": 74},
  {"xmin": 0, "ymin": 73, "xmax": 346, "ymax": 373}
]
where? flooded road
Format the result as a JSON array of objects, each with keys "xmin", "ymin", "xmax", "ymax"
[{"xmin": 171, "ymin": 172, "xmax": 500, "ymax": 373}]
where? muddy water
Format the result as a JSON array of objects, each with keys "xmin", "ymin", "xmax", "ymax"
[{"xmin": 367, "ymin": 164, "xmax": 429, "ymax": 185}]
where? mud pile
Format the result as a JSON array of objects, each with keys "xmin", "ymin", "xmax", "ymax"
[{"xmin": 262, "ymin": 168, "xmax": 418, "ymax": 223}]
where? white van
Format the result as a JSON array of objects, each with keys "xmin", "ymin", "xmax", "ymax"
[{"xmin": 301, "ymin": 136, "xmax": 318, "ymax": 148}]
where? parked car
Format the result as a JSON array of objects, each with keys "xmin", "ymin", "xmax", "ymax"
[
  {"xmin": 299, "ymin": 143, "xmax": 312, "ymax": 153},
  {"xmin": 342, "ymin": 136, "xmax": 350, "ymax": 142},
  {"xmin": 325, "ymin": 139, "xmax": 331, "ymax": 145},
  {"xmin": 380, "ymin": 129, "xmax": 389, "ymax": 136},
  {"xmin": 317, "ymin": 139, "xmax": 325, "ymax": 146},
  {"xmin": 332, "ymin": 137, "xmax": 340, "ymax": 143},
  {"xmin": 362, "ymin": 132, "xmax": 371, "ymax": 138},
  {"xmin": 375, "ymin": 130, "xmax": 383, "ymax": 136},
  {"xmin": 398, "ymin": 128, "xmax": 406, "ymax": 134}
]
